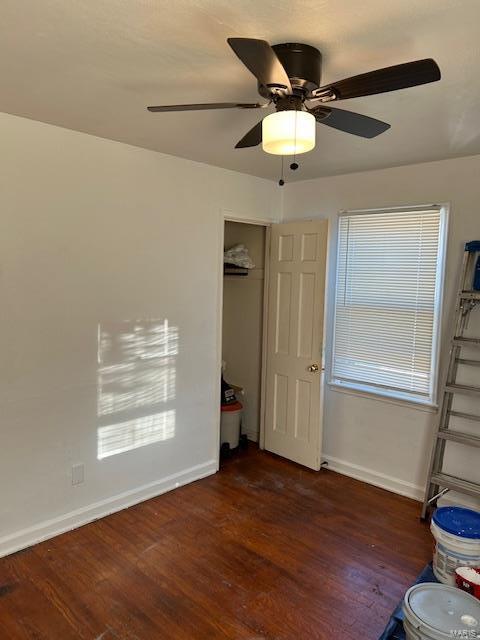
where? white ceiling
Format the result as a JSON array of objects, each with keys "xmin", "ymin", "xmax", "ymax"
[{"xmin": 1, "ymin": 0, "xmax": 480, "ymax": 181}]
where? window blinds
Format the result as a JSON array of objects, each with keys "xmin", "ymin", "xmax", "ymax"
[{"xmin": 331, "ymin": 207, "xmax": 447, "ymax": 404}]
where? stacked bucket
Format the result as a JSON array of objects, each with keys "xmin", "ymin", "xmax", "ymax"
[
  {"xmin": 431, "ymin": 507, "xmax": 480, "ymax": 589},
  {"xmin": 402, "ymin": 506, "xmax": 480, "ymax": 640}
]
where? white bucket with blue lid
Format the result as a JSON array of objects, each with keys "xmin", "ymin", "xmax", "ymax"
[
  {"xmin": 431, "ymin": 506, "xmax": 480, "ymax": 585},
  {"xmin": 403, "ymin": 583, "xmax": 480, "ymax": 640}
]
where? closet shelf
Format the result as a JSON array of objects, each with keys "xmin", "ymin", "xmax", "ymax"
[
  {"xmin": 223, "ymin": 266, "xmax": 264, "ymax": 280},
  {"xmin": 224, "ymin": 264, "xmax": 249, "ymax": 276}
]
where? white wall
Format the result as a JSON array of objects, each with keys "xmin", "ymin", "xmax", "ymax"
[
  {"xmin": 283, "ymin": 155, "xmax": 480, "ymax": 502},
  {"xmin": 0, "ymin": 112, "xmax": 280, "ymax": 556},
  {"xmin": 222, "ymin": 221, "xmax": 266, "ymax": 441}
]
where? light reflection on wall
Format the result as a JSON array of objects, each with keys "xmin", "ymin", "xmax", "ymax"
[{"xmin": 97, "ymin": 319, "xmax": 177, "ymax": 459}]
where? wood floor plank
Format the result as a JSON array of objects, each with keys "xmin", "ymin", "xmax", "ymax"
[{"xmin": 0, "ymin": 446, "xmax": 432, "ymax": 639}]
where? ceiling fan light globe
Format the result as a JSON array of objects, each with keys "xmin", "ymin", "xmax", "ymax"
[{"xmin": 262, "ymin": 111, "xmax": 315, "ymax": 155}]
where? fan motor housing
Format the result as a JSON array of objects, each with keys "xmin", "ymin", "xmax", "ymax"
[{"xmin": 258, "ymin": 42, "xmax": 322, "ymax": 98}]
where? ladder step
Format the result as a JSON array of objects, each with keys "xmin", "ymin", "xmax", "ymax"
[
  {"xmin": 446, "ymin": 383, "xmax": 480, "ymax": 396},
  {"xmin": 438, "ymin": 429, "xmax": 480, "ymax": 447},
  {"xmin": 453, "ymin": 337, "xmax": 480, "ymax": 347},
  {"xmin": 460, "ymin": 290, "xmax": 480, "ymax": 301},
  {"xmin": 430, "ymin": 473, "xmax": 480, "ymax": 498},
  {"xmin": 449, "ymin": 409, "xmax": 480, "ymax": 423},
  {"xmin": 456, "ymin": 358, "xmax": 480, "ymax": 367}
]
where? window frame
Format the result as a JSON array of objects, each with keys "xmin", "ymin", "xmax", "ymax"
[{"xmin": 328, "ymin": 203, "xmax": 449, "ymax": 407}]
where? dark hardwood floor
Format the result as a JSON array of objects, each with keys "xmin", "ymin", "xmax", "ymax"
[{"xmin": 0, "ymin": 446, "xmax": 432, "ymax": 639}]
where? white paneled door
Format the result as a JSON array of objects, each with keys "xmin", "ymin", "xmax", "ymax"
[{"xmin": 264, "ymin": 220, "xmax": 328, "ymax": 470}]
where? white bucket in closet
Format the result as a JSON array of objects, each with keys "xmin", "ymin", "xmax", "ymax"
[
  {"xmin": 430, "ymin": 506, "xmax": 480, "ymax": 585},
  {"xmin": 220, "ymin": 401, "xmax": 243, "ymax": 449},
  {"xmin": 403, "ymin": 583, "xmax": 480, "ymax": 640}
]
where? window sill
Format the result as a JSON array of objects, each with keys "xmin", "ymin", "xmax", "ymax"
[{"xmin": 327, "ymin": 382, "xmax": 438, "ymax": 413}]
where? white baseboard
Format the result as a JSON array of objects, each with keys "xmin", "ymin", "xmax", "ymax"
[
  {"xmin": 323, "ymin": 454, "xmax": 425, "ymax": 501},
  {"xmin": 0, "ymin": 460, "xmax": 217, "ymax": 559},
  {"xmin": 244, "ymin": 429, "xmax": 259, "ymax": 443}
]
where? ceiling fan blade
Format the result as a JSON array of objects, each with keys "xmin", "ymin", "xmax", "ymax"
[
  {"xmin": 235, "ymin": 121, "xmax": 263, "ymax": 148},
  {"xmin": 315, "ymin": 59, "xmax": 440, "ymax": 101},
  {"xmin": 310, "ymin": 106, "xmax": 390, "ymax": 138},
  {"xmin": 227, "ymin": 38, "xmax": 292, "ymax": 93},
  {"xmin": 147, "ymin": 102, "xmax": 264, "ymax": 112}
]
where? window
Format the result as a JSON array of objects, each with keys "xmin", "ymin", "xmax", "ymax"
[{"xmin": 330, "ymin": 205, "xmax": 448, "ymax": 405}]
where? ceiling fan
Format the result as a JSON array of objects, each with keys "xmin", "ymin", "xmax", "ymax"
[{"xmin": 147, "ymin": 38, "xmax": 440, "ymax": 156}]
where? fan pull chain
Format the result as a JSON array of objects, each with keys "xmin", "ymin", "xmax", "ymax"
[{"xmin": 278, "ymin": 156, "xmax": 285, "ymax": 186}]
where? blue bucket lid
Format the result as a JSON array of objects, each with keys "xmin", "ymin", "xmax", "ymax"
[{"xmin": 432, "ymin": 506, "xmax": 480, "ymax": 539}]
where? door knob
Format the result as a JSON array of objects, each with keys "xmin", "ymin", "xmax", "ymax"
[{"xmin": 308, "ymin": 363, "xmax": 319, "ymax": 372}]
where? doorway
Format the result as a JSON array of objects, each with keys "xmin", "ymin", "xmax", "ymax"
[
  {"xmin": 218, "ymin": 216, "xmax": 329, "ymax": 471},
  {"xmin": 221, "ymin": 219, "xmax": 268, "ymax": 447}
]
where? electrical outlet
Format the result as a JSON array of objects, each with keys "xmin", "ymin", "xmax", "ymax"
[{"xmin": 71, "ymin": 463, "xmax": 85, "ymax": 486}]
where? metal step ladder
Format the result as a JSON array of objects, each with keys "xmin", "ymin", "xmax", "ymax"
[{"xmin": 421, "ymin": 241, "xmax": 480, "ymax": 519}]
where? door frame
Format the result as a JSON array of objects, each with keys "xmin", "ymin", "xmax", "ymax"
[{"xmin": 215, "ymin": 210, "xmax": 272, "ymax": 469}]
